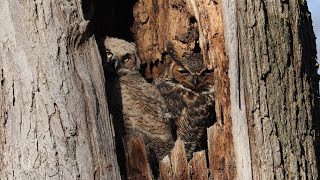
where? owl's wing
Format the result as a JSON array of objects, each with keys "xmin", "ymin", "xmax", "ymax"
[
  {"xmin": 120, "ymin": 74, "xmax": 175, "ymax": 159},
  {"xmin": 153, "ymin": 79, "xmax": 186, "ymax": 118},
  {"xmin": 120, "ymin": 73, "xmax": 173, "ymax": 135},
  {"xmin": 154, "ymin": 78, "xmax": 216, "ymax": 159}
]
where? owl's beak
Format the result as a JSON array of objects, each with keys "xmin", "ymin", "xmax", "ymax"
[
  {"xmin": 114, "ymin": 60, "xmax": 119, "ymax": 69},
  {"xmin": 192, "ymin": 76, "xmax": 199, "ymax": 87}
]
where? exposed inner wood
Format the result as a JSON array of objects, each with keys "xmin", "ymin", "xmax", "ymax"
[
  {"xmin": 125, "ymin": 135, "xmax": 153, "ymax": 180},
  {"xmin": 132, "ymin": 0, "xmax": 236, "ymax": 179}
]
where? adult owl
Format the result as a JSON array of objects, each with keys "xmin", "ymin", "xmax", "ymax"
[
  {"xmin": 102, "ymin": 37, "xmax": 175, "ymax": 166},
  {"xmin": 154, "ymin": 41, "xmax": 216, "ymax": 160}
]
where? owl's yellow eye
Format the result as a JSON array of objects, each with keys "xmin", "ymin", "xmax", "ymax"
[{"xmin": 106, "ymin": 51, "xmax": 113, "ymax": 59}]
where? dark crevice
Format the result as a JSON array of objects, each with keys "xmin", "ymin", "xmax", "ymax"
[
  {"xmin": 81, "ymin": 0, "xmax": 137, "ymax": 41},
  {"xmin": 149, "ymin": 62, "xmax": 155, "ymax": 77},
  {"xmin": 190, "ymin": 16, "xmax": 197, "ymax": 24},
  {"xmin": 99, "ymin": 38, "xmax": 128, "ymax": 179},
  {"xmin": 154, "ymin": 59, "xmax": 160, "ymax": 67},
  {"xmin": 92, "ymin": 0, "xmax": 138, "ymax": 41},
  {"xmin": 193, "ymin": 40, "xmax": 201, "ymax": 53},
  {"xmin": 1, "ymin": 69, "xmax": 4, "ymax": 86},
  {"xmin": 81, "ymin": 0, "xmax": 94, "ymax": 20},
  {"xmin": 81, "ymin": 0, "xmax": 140, "ymax": 179},
  {"xmin": 212, "ymin": 0, "xmax": 218, "ymax": 5},
  {"xmin": 140, "ymin": 63, "xmax": 148, "ymax": 79},
  {"xmin": 12, "ymin": 82, "xmax": 15, "ymax": 106},
  {"xmin": 287, "ymin": 21, "xmax": 293, "ymax": 67}
]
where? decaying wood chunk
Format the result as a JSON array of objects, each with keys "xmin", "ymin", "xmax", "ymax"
[
  {"xmin": 208, "ymin": 124, "xmax": 236, "ymax": 180},
  {"xmin": 189, "ymin": 151, "xmax": 209, "ymax": 180},
  {"xmin": 159, "ymin": 156, "xmax": 173, "ymax": 180},
  {"xmin": 171, "ymin": 138, "xmax": 190, "ymax": 180},
  {"xmin": 125, "ymin": 135, "xmax": 153, "ymax": 180}
]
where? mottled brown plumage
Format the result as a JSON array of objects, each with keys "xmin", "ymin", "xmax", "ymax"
[
  {"xmin": 154, "ymin": 42, "xmax": 215, "ymax": 159},
  {"xmin": 104, "ymin": 37, "xmax": 174, "ymax": 161}
]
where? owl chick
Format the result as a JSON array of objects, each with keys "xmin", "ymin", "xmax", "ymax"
[
  {"xmin": 103, "ymin": 37, "xmax": 175, "ymax": 163},
  {"xmin": 154, "ymin": 41, "xmax": 215, "ymax": 160}
]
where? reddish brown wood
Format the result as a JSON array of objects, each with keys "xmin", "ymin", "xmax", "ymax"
[
  {"xmin": 199, "ymin": 0, "xmax": 236, "ymax": 179},
  {"xmin": 133, "ymin": 0, "xmax": 201, "ymax": 78},
  {"xmin": 133, "ymin": 0, "xmax": 236, "ymax": 179},
  {"xmin": 159, "ymin": 156, "xmax": 173, "ymax": 180},
  {"xmin": 189, "ymin": 151, "xmax": 208, "ymax": 180},
  {"xmin": 125, "ymin": 135, "xmax": 153, "ymax": 180}
]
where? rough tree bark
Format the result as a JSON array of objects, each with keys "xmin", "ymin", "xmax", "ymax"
[
  {"xmin": 224, "ymin": 0, "xmax": 319, "ymax": 179},
  {"xmin": 0, "ymin": 0, "xmax": 120, "ymax": 179}
]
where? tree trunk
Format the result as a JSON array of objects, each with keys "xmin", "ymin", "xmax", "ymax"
[
  {"xmin": 0, "ymin": 0, "xmax": 120, "ymax": 179},
  {"xmin": 225, "ymin": 0, "xmax": 319, "ymax": 179}
]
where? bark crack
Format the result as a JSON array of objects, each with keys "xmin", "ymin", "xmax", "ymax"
[
  {"xmin": 1, "ymin": 69, "xmax": 4, "ymax": 86},
  {"xmin": 12, "ymin": 81, "xmax": 15, "ymax": 106}
]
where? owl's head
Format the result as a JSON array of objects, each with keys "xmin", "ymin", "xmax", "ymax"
[
  {"xmin": 163, "ymin": 42, "xmax": 214, "ymax": 92},
  {"xmin": 103, "ymin": 37, "xmax": 141, "ymax": 73}
]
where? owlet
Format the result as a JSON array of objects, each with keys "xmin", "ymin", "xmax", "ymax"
[{"xmin": 103, "ymin": 37, "xmax": 175, "ymax": 163}]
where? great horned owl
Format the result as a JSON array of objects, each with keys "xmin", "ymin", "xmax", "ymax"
[
  {"xmin": 103, "ymin": 37, "xmax": 175, "ymax": 163},
  {"xmin": 154, "ymin": 42, "xmax": 215, "ymax": 160}
]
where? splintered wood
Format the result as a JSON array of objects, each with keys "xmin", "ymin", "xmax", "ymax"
[
  {"xmin": 126, "ymin": 137, "xmax": 207, "ymax": 180},
  {"xmin": 159, "ymin": 156, "xmax": 173, "ymax": 180},
  {"xmin": 189, "ymin": 151, "xmax": 208, "ymax": 180},
  {"xmin": 171, "ymin": 139, "xmax": 190, "ymax": 180},
  {"xmin": 125, "ymin": 135, "xmax": 153, "ymax": 180}
]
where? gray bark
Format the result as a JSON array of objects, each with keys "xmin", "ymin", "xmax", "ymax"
[
  {"xmin": 0, "ymin": 0, "xmax": 120, "ymax": 179},
  {"xmin": 224, "ymin": 0, "xmax": 319, "ymax": 179}
]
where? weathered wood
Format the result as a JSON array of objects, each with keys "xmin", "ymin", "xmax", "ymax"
[
  {"xmin": 198, "ymin": 0, "xmax": 237, "ymax": 179},
  {"xmin": 171, "ymin": 139, "xmax": 190, "ymax": 180},
  {"xmin": 188, "ymin": 151, "xmax": 208, "ymax": 180},
  {"xmin": 0, "ymin": 0, "xmax": 121, "ymax": 179},
  {"xmin": 125, "ymin": 135, "xmax": 153, "ymax": 180},
  {"xmin": 208, "ymin": 125, "xmax": 236, "ymax": 180},
  {"xmin": 133, "ymin": 0, "xmax": 202, "ymax": 75},
  {"xmin": 159, "ymin": 156, "xmax": 173, "ymax": 180},
  {"xmin": 194, "ymin": 0, "xmax": 225, "ymax": 70},
  {"xmin": 222, "ymin": 0, "xmax": 253, "ymax": 179}
]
